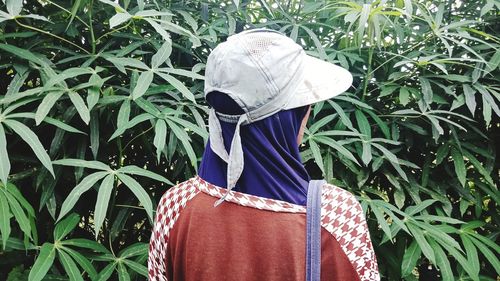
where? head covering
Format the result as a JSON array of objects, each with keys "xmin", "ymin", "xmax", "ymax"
[
  {"xmin": 199, "ymin": 93, "xmax": 311, "ymax": 205},
  {"xmin": 203, "ymin": 28, "xmax": 353, "ymax": 206}
]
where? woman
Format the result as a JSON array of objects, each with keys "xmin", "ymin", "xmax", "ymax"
[{"xmin": 148, "ymin": 29, "xmax": 379, "ymax": 281}]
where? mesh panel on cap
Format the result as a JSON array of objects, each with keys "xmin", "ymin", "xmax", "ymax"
[{"xmin": 244, "ymin": 34, "xmax": 277, "ymax": 59}]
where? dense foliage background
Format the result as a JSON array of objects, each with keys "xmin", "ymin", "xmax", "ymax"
[{"xmin": 0, "ymin": 0, "xmax": 498, "ymax": 280}]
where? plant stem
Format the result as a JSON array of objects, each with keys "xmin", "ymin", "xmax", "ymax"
[
  {"xmin": 14, "ymin": 18, "xmax": 90, "ymax": 54},
  {"xmin": 362, "ymin": 46, "xmax": 374, "ymax": 101},
  {"xmin": 44, "ymin": 0, "xmax": 90, "ymax": 28},
  {"xmin": 89, "ymin": 0, "xmax": 96, "ymax": 54}
]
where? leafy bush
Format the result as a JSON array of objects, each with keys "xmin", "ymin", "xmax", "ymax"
[{"xmin": 0, "ymin": 0, "xmax": 498, "ymax": 280}]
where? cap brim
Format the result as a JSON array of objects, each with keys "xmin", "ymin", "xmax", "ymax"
[{"xmin": 284, "ymin": 55, "xmax": 353, "ymax": 109}]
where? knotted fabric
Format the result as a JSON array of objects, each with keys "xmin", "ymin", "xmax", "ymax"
[{"xmin": 199, "ymin": 93, "xmax": 311, "ymax": 206}]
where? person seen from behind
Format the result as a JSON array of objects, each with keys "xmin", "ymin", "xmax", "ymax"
[{"xmin": 148, "ymin": 29, "xmax": 380, "ymax": 281}]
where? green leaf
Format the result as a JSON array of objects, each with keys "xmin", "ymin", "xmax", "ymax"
[
  {"xmin": 461, "ymin": 235, "xmax": 480, "ymax": 277},
  {"xmin": 0, "ymin": 191, "xmax": 12, "ymax": 250},
  {"xmin": 399, "ymin": 87, "xmax": 410, "ymax": 106},
  {"xmin": 94, "ymin": 174, "xmax": 115, "ymax": 239},
  {"xmin": 315, "ymin": 136, "xmax": 360, "ymax": 165},
  {"xmin": 109, "ymin": 113, "xmax": 155, "ymax": 141},
  {"xmin": 61, "ymin": 238, "xmax": 109, "ymax": 253},
  {"xmin": 117, "ymin": 99, "xmax": 131, "ymax": 129},
  {"xmin": 57, "ymin": 171, "xmax": 108, "ymax": 221},
  {"xmin": 0, "ymin": 43, "xmax": 47, "ymax": 66},
  {"xmin": 151, "ymin": 40, "xmax": 172, "ymax": 69},
  {"xmin": 462, "ymin": 84, "xmax": 476, "ymax": 116},
  {"xmin": 450, "ymin": 147, "xmax": 466, "ymax": 186},
  {"xmin": 429, "ymin": 238, "xmax": 454, "ymax": 281},
  {"xmin": 419, "ymin": 77, "xmax": 433, "ymax": 106},
  {"xmin": 35, "ymin": 91, "xmax": 65, "ymax": 125},
  {"xmin": 28, "ymin": 243, "xmax": 56, "ymax": 281},
  {"xmin": 0, "ymin": 125, "xmax": 11, "ymax": 185},
  {"xmin": 95, "ymin": 262, "xmax": 117, "ymax": 281},
  {"xmin": 153, "ymin": 119, "xmax": 167, "ymax": 163},
  {"xmin": 132, "ymin": 70, "xmax": 153, "ymax": 100},
  {"xmin": 122, "ymin": 259, "xmax": 147, "ymax": 277},
  {"xmin": 328, "ymin": 101, "xmax": 354, "ymax": 130},
  {"xmin": 58, "ymin": 249, "xmax": 84, "ymax": 281},
  {"xmin": 52, "ymin": 159, "xmax": 111, "ymax": 171},
  {"xmin": 401, "ymin": 240, "xmax": 421, "ymax": 277},
  {"xmin": 165, "ymin": 119, "xmax": 198, "ymax": 170},
  {"xmin": 7, "ymin": 0, "xmax": 23, "ymax": 16},
  {"xmin": 90, "ymin": 112, "xmax": 100, "ymax": 159},
  {"xmin": 116, "ymin": 174, "xmax": 153, "ymax": 221},
  {"xmin": 68, "ymin": 91, "xmax": 90, "ymax": 124},
  {"xmin": 54, "ymin": 213, "xmax": 80, "ymax": 241},
  {"xmin": 109, "ymin": 12, "xmax": 131, "ymax": 28},
  {"xmin": 3, "ymin": 119, "xmax": 54, "ymax": 177},
  {"xmin": 60, "ymin": 246, "xmax": 98, "ymax": 280},
  {"xmin": 117, "ymin": 165, "xmax": 172, "ymax": 185},
  {"xmin": 407, "ymin": 223, "xmax": 435, "ymax": 265},
  {"xmin": 308, "ymin": 137, "xmax": 325, "ymax": 172},
  {"xmin": 117, "ymin": 262, "xmax": 130, "ymax": 281},
  {"xmin": 469, "ymin": 235, "xmax": 500, "ymax": 274},
  {"xmin": 355, "ymin": 110, "xmax": 371, "ymax": 138},
  {"xmin": 4, "ymin": 190, "xmax": 31, "ymax": 237},
  {"xmin": 371, "ymin": 204, "xmax": 392, "ymax": 240},
  {"xmin": 43, "ymin": 67, "xmax": 96, "ymax": 91},
  {"xmin": 156, "ymin": 72, "xmax": 195, "ymax": 102},
  {"xmin": 119, "ymin": 242, "xmax": 148, "ymax": 258}
]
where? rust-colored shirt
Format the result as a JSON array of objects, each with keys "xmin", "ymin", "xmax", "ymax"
[{"xmin": 148, "ymin": 176, "xmax": 379, "ymax": 280}]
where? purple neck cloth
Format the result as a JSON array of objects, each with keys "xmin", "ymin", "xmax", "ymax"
[{"xmin": 198, "ymin": 93, "xmax": 311, "ymax": 205}]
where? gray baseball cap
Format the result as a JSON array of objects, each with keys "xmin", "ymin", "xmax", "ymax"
[{"xmin": 205, "ymin": 28, "xmax": 353, "ymax": 206}]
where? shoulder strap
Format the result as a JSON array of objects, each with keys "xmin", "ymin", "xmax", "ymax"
[{"xmin": 306, "ymin": 179, "xmax": 326, "ymax": 281}]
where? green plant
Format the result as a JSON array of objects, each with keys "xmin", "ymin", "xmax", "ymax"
[{"xmin": 0, "ymin": 0, "xmax": 498, "ymax": 280}]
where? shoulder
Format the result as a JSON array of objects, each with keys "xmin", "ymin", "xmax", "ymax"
[
  {"xmin": 154, "ymin": 178, "xmax": 201, "ymax": 228},
  {"xmin": 320, "ymin": 183, "xmax": 365, "ymax": 229},
  {"xmin": 320, "ymin": 183, "xmax": 380, "ymax": 281},
  {"xmin": 157, "ymin": 178, "xmax": 200, "ymax": 210}
]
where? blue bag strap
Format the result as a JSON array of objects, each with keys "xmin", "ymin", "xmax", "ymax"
[{"xmin": 306, "ymin": 179, "xmax": 326, "ymax": 281}]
